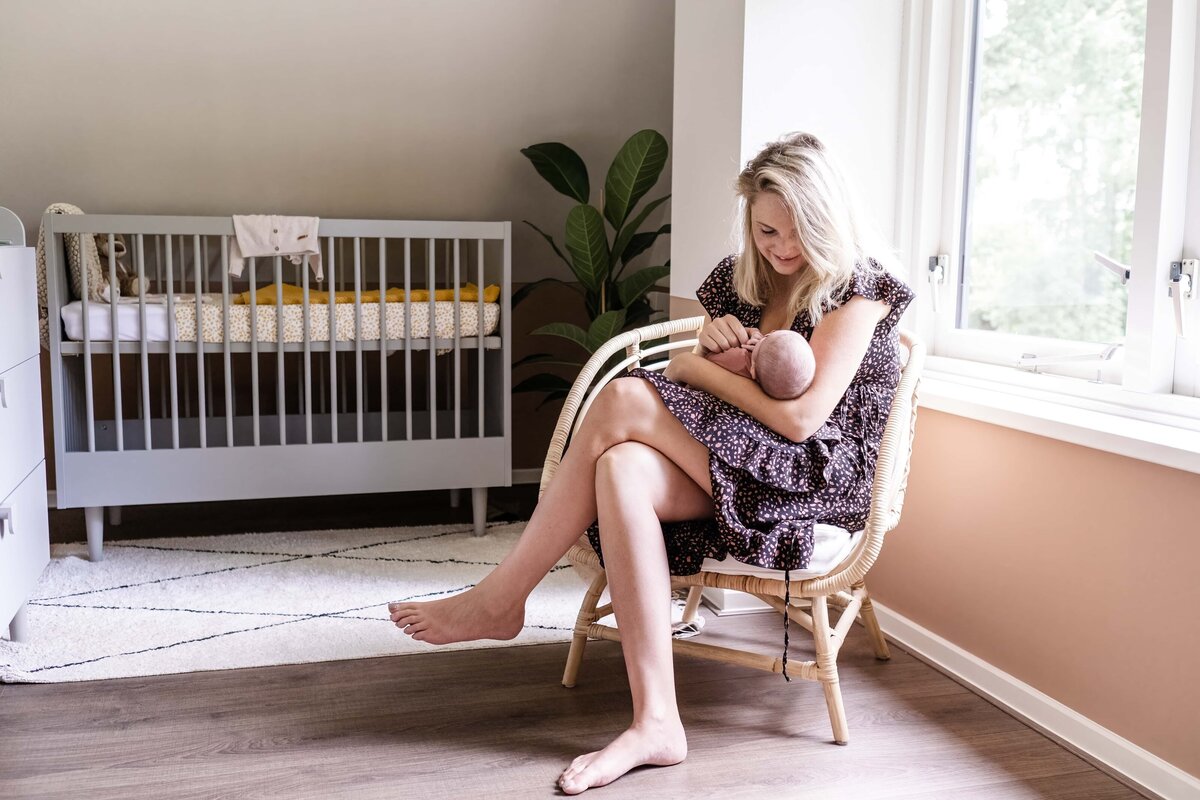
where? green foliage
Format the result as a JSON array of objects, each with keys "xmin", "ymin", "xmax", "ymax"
[
  {"xmin": 515, "ymin": 129, "xmax": 671, "ymax": 403},
  {"xmin": 963, "ymin": 0, "xmax": 1145, "ymax": 344}
]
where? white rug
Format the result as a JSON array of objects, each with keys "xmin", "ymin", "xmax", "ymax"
[{"xmin": 0, "ymin": 521, "xmax": 584, "ymax": 684}]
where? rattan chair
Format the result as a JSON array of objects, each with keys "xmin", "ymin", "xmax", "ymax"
[{"xmin": 541, "ymin": 316, "xmax": 924, "ymax": 745}]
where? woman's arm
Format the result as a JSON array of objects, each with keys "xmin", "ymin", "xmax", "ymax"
[{"xmin": 665, "ymin": 296, "xmax": 889, "ymax": 442}]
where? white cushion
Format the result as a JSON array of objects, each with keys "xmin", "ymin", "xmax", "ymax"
[{"xmin": 699, "ymin": 523, "xmax": 862, "ymax": 580}]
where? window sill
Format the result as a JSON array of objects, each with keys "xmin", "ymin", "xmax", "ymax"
[{"xmin": 920, "ymin": 358, "xmax": 1200, "ymax": 475}]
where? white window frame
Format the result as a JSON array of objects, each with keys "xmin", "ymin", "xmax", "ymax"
[{"xmin": 897, "ymin": 0, "xmax": 1200, "ymax": 471}]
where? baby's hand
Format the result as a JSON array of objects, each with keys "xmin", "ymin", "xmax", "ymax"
[{"xmin": 699, "ymin": 315, "xmax": 750, "ymax": 353}]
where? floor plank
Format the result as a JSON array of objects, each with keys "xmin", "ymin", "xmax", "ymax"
[{"xmin": 0, "ymin": 607, "xmax": 1142, "ymax": 800}]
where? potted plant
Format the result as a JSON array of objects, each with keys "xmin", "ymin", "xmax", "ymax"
[{"xmin": 514, "ymin": 129, "xmax": 671, "ymax": 407}]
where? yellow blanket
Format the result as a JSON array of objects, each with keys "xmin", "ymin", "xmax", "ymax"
[{"xmin": 234, "ymin": 282, "xmax": 500, "ymax": 306}]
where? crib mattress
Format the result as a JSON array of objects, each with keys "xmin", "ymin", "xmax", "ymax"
[{"xmin": 61, "ymin": 294, "xmax": 501, "ymax": 344}]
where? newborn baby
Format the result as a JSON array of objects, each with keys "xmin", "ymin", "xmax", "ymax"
[{"xmin": 705, "ymin": 328, "xmax": 815, "ymax": 399}]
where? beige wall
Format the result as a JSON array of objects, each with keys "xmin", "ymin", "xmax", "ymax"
[
  {"xmin": 6, "ymin": 0, "xmax": 675, "ymax": 471},
  {"xmin": 0, "ymin": 0, "xmax": 674, "ymax": 283},
  {"xmin": 871, "ymin": 410, "xmax": 1200, "ymax": 777}
]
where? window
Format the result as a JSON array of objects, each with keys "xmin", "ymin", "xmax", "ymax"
[{"xmin": 903, "ymin": 0, "xmax": 1200, "ymax": 405}]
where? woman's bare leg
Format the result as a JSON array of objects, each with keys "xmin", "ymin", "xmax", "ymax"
[
  {"xmin": 558, "ymin": 441, "xmax": 712, "ymax": 795},
  {"xmin": 390, "ymin": 378, "xmax": 712, "ymax": 643}
]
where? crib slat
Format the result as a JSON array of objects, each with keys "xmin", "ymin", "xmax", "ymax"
[
  {"xmin": 327, "ymin": 237, "xmax": 338, "ymax": 444},
  {"xmin": 137, "ymin": 235, "xmax": 151, "ymax": 449},
  {"xmin": 403, "ymin": 238, "xmax": 413, "ymax": 441},
  {"xmin": 379, "ymin": 238, "xmax": 388, "ymax": 442},
  {"xmin": 165, "ymin": 235, "xmax": 180, "ymax": 449},
  {"xmin": 80, "ymin": 233, "xmax": 95, "ymax": 453},
  {"xmin": 428, "ymin": 239, "xmax": 437, "ymax": 441},
  {"xmin": 453, "ymin": 238, "xmax": 461, "ymax": 439},
  {"xmin": 108, "ymin": 234, "xmax": 123, "ymax": 451},
  {"xmin": 154, "ymin": 236, "xmax": 162, "ymax": 294},
  {"xmin": 477, "ymin": 239, "xmax": 485, "ymax": 438},
  {"xmin": 338, "ymin": 238, "xmax": 347, "ymax": 417},
  {"xmin": 221, "ymin": 236, "xmax": 234, "ymax": 447},
  {"xmin": 303, "ymin": 253, "xmax": 313, "ymax": 444},
  {"xmin": 194, "ymin": 235, "xmax": 207, "ymax": 448},
  {"xmin": 275, "ymin": 255, "xmax": 286, "ymax": 446},
  {"xmin": 354, "ymin": 237, "xmax": 363, "ymax": 443},
  {"xmin": 250, "ymin": 256, "xmax": 260, "ymax": 446}
]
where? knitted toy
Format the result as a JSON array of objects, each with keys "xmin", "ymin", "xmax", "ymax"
[{"xmin": 705, "ymin": 328, "xmax": 815, "ymax": 400}]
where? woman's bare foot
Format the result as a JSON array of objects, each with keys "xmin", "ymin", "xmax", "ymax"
[
  {"xmin": 387, "ymin": 587, "xmax": 524, "ymax": 644},
  {"xmin": 557, "ymin": 718, "xmax": 687, "ymax": 795}
]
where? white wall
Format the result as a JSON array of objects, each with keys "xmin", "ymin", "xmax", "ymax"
[
  {"xmin": 670, "ymin": 1, "xmax": 746, "ymax": 298},
  {"xmin": 0, "ymin": 0, "xmax": 675, "ymax": 282},
  {"xmin": 671, "ymin": 0, "xmax": 906, "ymax": 301}
]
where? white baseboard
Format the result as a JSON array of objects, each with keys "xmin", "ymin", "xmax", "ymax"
[{"xmin": 872, "ymin": 601, "xmax": 1199, "ymax": 800}]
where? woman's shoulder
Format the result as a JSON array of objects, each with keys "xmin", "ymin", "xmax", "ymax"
[
  {"xmin": 697, "ymin": 255, "xmax": 739, "ymax": 318},
  {"xmin": 836, "ymin": 258, "xmax": 915, "ymax": 326}
]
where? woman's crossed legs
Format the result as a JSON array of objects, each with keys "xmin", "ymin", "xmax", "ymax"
[{"xmin": 389, "ymin": 377, "xmax": 714, "ymax": 794}]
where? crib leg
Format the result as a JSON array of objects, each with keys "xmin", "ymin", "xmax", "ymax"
[
  {"xmin": 449, "ymin": 488, "xmax": 461, "ymax": 509},
  {"xmin": 108, "ymin": 506, "xmax": 123, "ymax": 526},
  {"xmin": 471, "ymin": 487, "xmax": 487, "ymax": 537},
  {"xmin": 84, "ymin": 506, "xmax": 105, "ymax": 562}
]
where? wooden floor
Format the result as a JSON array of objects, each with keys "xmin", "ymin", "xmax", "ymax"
[
  {"xmin": 1, "ymin": 603, "xmax": 1141, "ymax": 799},
  {"xmin": 12, "ymin": 494, "xmax": 1144, "ymax": 798}
]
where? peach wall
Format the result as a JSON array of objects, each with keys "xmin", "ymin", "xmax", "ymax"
[{"xmin": 871, "ymin": 409, "xmax": 1200, "ymax": 777}]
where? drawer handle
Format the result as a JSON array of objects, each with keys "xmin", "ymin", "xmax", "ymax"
[
  {"xmin": 0, "ymin": 507, "xmax": 12, "ymax": 537},
  {"xmin": 0, "ymin": 378, "xmax": 6, "ymax": 409}
]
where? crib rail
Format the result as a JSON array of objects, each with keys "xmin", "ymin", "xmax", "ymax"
[{"xmin": 44, "ymin": 215, "xmax": 512, "ymax": 508}]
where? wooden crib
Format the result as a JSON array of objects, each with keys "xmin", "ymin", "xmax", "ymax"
[{"xmin": 42, "ymin": 214, "xmax": 511, "ymax": 559}]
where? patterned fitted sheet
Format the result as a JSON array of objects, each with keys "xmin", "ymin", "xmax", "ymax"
[{"xmin": 61, "ymin": 294, "xmax": 501, "ymax": 344}]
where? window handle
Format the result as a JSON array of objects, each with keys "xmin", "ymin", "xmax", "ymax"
[
  {"xmin": 1169, "ymin": 260, "xmax": 1196, "ymax": 339},
  {"xmin": 927, "ymin": 255, "xmax": 948, "ymax": 313},
  {"xmin": 1093, "ymin": 252, "xmax": 1131, "ymax": 285},
  {"xmin": 0, "ymin": 507, "xmax": 13, "ymax": 537}
]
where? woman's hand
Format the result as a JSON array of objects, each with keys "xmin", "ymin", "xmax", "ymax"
[{"xmin": 699, "ymin": 315, "xmax": 750, "ymax": 353}]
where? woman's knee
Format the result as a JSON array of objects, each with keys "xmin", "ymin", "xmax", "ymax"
[
  {"xmin": 595, "ymin": 441, "xmax": 658, "ymax": 486},
  {"xmin": 581, "ymin": 379, "xmax": 659, "ymax": 443}
]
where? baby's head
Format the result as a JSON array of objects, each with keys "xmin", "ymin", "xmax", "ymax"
[{"xmin": 750, "ymin": 330, "xmax": 815, "ymax": 400}]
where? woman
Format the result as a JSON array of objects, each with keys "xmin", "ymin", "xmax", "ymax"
[{"xmin": 389, "ymin": 132, "xmax": 914, "ymax": 795}]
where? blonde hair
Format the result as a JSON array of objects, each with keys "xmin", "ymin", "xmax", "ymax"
[{"xmin": 733, "ymin": 132, "xmax": 895, "ymax": 325}]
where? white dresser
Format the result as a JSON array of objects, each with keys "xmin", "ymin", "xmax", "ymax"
[{"xmin": 0, "ymin": 245, "xmax": 49, "ymax": 642}]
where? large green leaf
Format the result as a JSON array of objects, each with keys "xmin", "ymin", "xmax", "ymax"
[
  {"xmin": 603, "ymin": 130, "xmax": 668, "ymax": 229},
  {"xmin": 620, "ymin": 224, "xmax": 671, "ymax": 268},
  {"xmin": 520, "ymin": 143, "xmax": 589, "ymax": 204},
  {"xmin": 585, "ymin": 309, "xmax": 628, "ymax": 352},
  {"xmin": 609, "ymin": 194, "xmax": 670, "ymax": 269},
  {"xmin": 564, "ymin": 205, "xmax": 610, "ymax": 292},
  {"xmin": 617, "ymin": 265, "xmax": 670, "ymax": 306},
  {"xmin": 511, "ymin": 277, "xmax": 581, "ymax": 308},
  {"xmin": 522, "ymin": 221, "xmax": 574, "ymax": 273},
  {"xmin": 531, "ymin": 322, "xmax": 590, "ymax": 352}
]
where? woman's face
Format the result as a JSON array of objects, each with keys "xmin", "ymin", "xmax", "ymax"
[{"xmin": 750, "ymin": 193, "xmax": 804, "ymax": 278}]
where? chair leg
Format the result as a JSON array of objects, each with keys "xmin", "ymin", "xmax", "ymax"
[
  {"xmin": 563, "ymin": 570, "xmax": 608, "ymax": 688},
  {"xmin": 681, "ymin": 585, "xmax": 703, "ymax": 624},
  {"xmin": 855, "ymin": 582, "xmax": 891, "ymax": 661},
  {"xmin": 812, "ymin": 595, "xmax": 849, "ymax": 745}
]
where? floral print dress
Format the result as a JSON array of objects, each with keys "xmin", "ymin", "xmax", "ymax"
[{"xmin": 585, "ymin": 255, "xmax": 915, "ymax": 577}]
